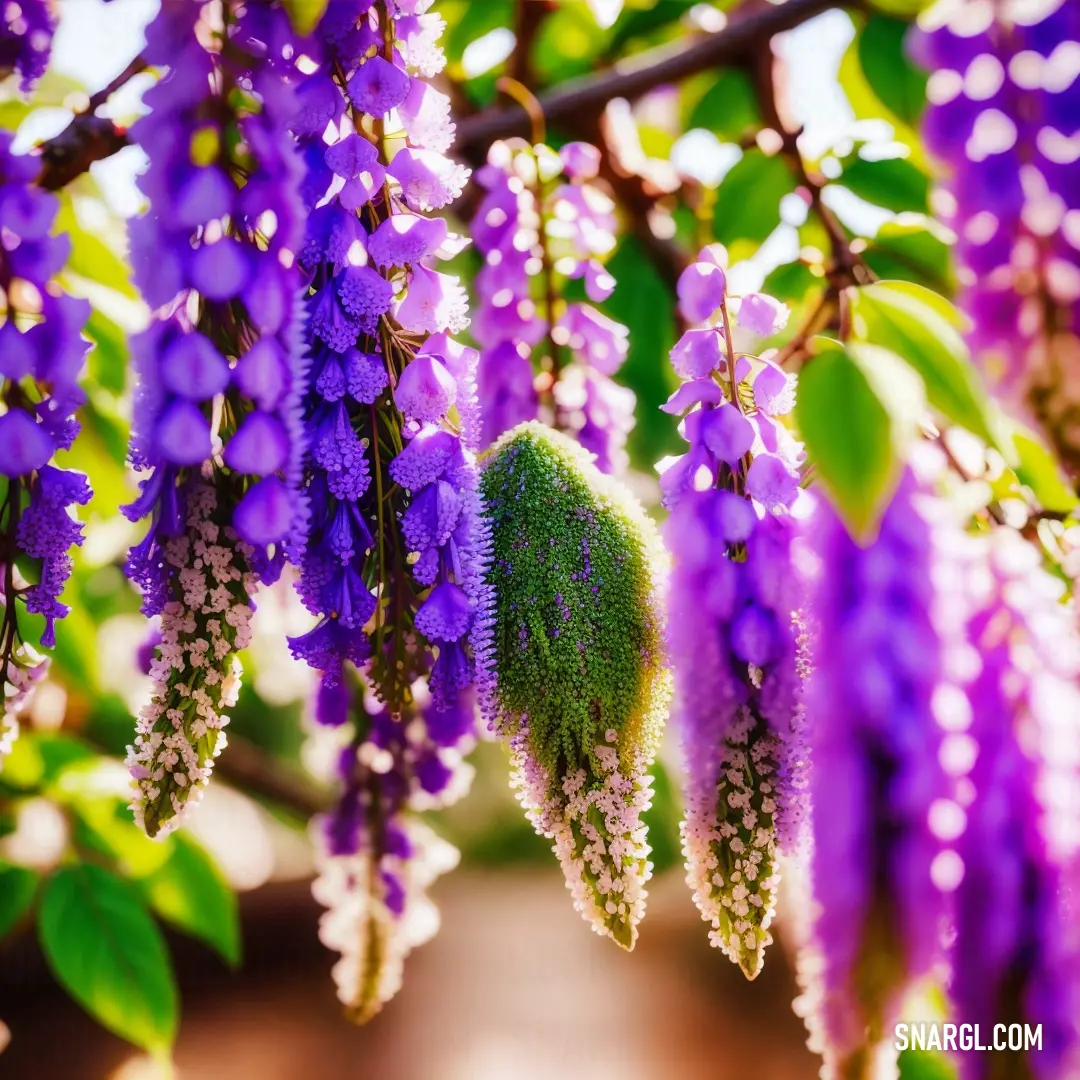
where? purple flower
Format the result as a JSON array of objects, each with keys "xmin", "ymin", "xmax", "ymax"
[
  {"xmin": 349, "ymin": 54, "xmax": 411, "ymax": 117},
  {"xmin": 670, "ymin": 328, "xmax": 724, "ymax": 380},
  {"xmin": 799, "ymin": 471, "xmax": 955, "ymax": 1070},
  {"xmin": 0, "ymin": 135, "xmax": 92, "ymax": 735},
  {"xmin": 949, "ymin": 530, "xmax": 1080, "ymax": 1080},
  {"xmin": 737, "ymin": 293, "xmax": 789, "ymax": 338},
  {"xmin": 125, "ymin": 0, "xmax": 309, "ymax": 568},
  {"xmin": 0, "ymin": 0, "xmax": 56, "ymax": 90},
  {"xmin": 677, "ymin": 259, "xmax": 727, "ymax": 324},
  {"xmin": 914, "ymin": 3, "xmax": 1080, "ymax": 475},
  {"xmin": 662, "ymin": 250, "xmax": 807, "ymax": 979},
  {"xmin": 394, "ymin": 354, "xmax": 457, "ymax": 422}
]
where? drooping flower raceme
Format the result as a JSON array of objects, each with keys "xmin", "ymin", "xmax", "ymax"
[
  {"xmin": 660, "ymin": 248, "xmax": 806, "ymax": 980},
  {"xmin": 472, "ymin": 138, "xmax": 634, "ymax": 472},
  {"xmin": 124, "ymin": 1, "xmax": 308, "ymax": 837},
  {"xmin": 311, "ymin": 677, "xmax": 474, "ymax": 1023},
  {"xmin": 796, "ymin": 466, "xmax": 965, "ymax": 1079},
  {"xmin": 950, "ymin": 530, "xmax": 1080, "ymax": 1080},
  {"xmin": 0, "ymin": 132, "xmax": 91, "ymax": 765},
  {"xmin": 913, "ymin": 1, "xmax": 1080, "ymax": 481},
  {"xmin": 287, "ymin": 0, "xmax": 489, "ymax": 1021},
  {"xmin": 0, "ymin": 0, "xmax": 55, "ymax": 91},
  {"xmin": 478, "ymin": 422, "xmax": 670, "ymax": 950},
  {"xmin": 288, "ymin": 0, "xmax": 486, "ymax": 716}
]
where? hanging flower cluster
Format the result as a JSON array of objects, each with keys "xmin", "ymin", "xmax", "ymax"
[
  {"xmin": 0, "ymin": 0, "xmax": 55, "ymax": 91},
  {"xmin": 913, "ymin": 1, "xmax": 1080, "ymax": 479},
  {"xmin": 287, "ymin": 0, "xmax": 485, "ymax": 718},
  {"xmin": 660, "ymin": 248, "xmax": 806, "ymax": 980},
  {"xmin": 311, "ymin": 678, "xmax": 474, "ymax": 1023},
  {"xmin": 284, "ymin": 0, "xmax": 489, "ymax": 1021},
  {"xmin": 950, "ymin": 529, "xmax": 1080, "ymax": 1080},
  {"xmin": 478, "ymin": 422, "xmax": 670, "ymax": 950},
  {"xmin": 0, "ymin": 131, "xmax": 91, "ymax": 765},
  {"xmin": 472, "ymin": 138, "xmax": 633, "ymax": 472},
  {"xmin": 123, "ymin": 0, "xmax": 308, "ymax": 836},
  {"xmin": 795, "ymin": 465, "xmax": 963, "ymax": 1077}
]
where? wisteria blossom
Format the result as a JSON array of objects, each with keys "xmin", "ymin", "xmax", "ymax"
[
  {"xmin": 478, "ymin": 422, "xmax": 670, "ymax": 949},
  {"xmin": 913, "ymin": 0, "xmax": 1080, "ymax": 480},
  {"xmin": 950, "ymin": 529, "xmax": 1080, "ymax": 1080},
  {"xmin": 472, "ymin": 137, "xmax": 634, "ymax": 472},
  {"xmin": 310, "ymin": 679, "xmax": 474, "ymax": 1022},
  {"xmin": 285, "ymin": 0, "xmax": 490, "ymax": 1021},
  {"xmin": 661, "ymin": 247, "xmax": 806, "ymax": 979},
  {"xmin": 0, "ymin": 0, "xmax": 55, "ymax": 91},
  {"xmin": 126, "ymin": 482, "xmax": 255, "ymax": 838},
  {"xmin": 796, "ymin": 464, "xmax": 966, "ymax": 1077},
  {"xmin": 123, "ymin": 0, "xmax": 308, "ymax": 835},
  {"xmin": 288, "ymin": 0, "xmax": 487, "ymax": 714},
  {"xmin": 0, "ymin": 132, "xmax": 91, "ymax": 765}
]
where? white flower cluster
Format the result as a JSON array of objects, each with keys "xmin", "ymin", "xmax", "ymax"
[
  {"xmin": 127, "ymin": 484, "xmax": 256, "ymax": 839},
  {"xmin": 311, "ymin": 817, "xmax": 459, "ymax": 1024},
  {"xmin": 509, "ymin": 725, "xmax": 654, "ymax": 951},
  {"xmin": 681, "ymin": 704, "xmax": 783, "ymax": 980},
  {"xmin": 1, "ymin": 647, "xmax": 47, "ymax": 767}
]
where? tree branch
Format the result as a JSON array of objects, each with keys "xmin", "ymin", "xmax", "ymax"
[
  {"xmin": 455, "ymin": 0, "xmax": 842, "ymax": 155},
  {"xmin": 36, "ymin": 56, "xmax": 147, "ymax": 192}
]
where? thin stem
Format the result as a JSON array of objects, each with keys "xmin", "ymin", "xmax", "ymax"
[{"xmin": 719, "ymin": 298, "xmax": 741, "ymax": 413}]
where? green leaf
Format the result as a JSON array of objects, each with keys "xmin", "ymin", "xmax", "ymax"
[
  {"xmin": 1013, "ymin": 428, "xmax": 1080, "ymax": 513},
  {"xmin": 763, "ymin": 261, "xmax": 822, "ymax": 304},
  {"xmin": 712, "ymin": 150, "xmax": 794, "ymax": 245},
  {"xmin": 55, "ymin": 200, "xmax": 136, "ymax": 299},
  {"xmin": 86, "ymin": 309, "xmax": 130, "ymax": 395},
  {"xmin": 863, "ymin": 219, "xmax": 954, "ymax": 295},
  {"xmin": 839, "ymin": 154, "xmax": 929, "ymax": 214},
  {"xmin": 38, "ymin": 864, "xmax": 178, "ymax": 1053},
  {"xmin": 858, "ymin": 15, "xmax": 928, "ymax": 126},
  {"xmin": 899, "ymin": 1048, "xmax": 958, "ymax": 1080},
  {"xmin": 141, "ymin": 835, "xmax": 241, "ymax": 967},
  {"xmin": 282, "ymin": 0, "xmax": 330, "ymax": 35},
  {"xmin": 796, "ymin": 338, "xmax": 922, "ymax": 538},
  {"xmin": 0, "ymin": 862, "xmax": 39, "ymax": 940},
  {"xmin": 848, "ymin": 281, "xmax": 1009, "ymax": 455},
  {"xmin": 839, "ymin": 25, "xmax": 930, "ymax": 172},
  {"xmin": 603, "ymin": 239, "xmax": 682, "ymax": 471},
  {"xmin": 688, "ymin": 68, "xmax": 761, "ymax": 142}
]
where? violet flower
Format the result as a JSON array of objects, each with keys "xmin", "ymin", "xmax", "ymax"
[
  {"xmin": 471, "ymin": 137, "xmax": 634, "ymax": 471},
  {"xmin": 0, "ymin": 133, "xmax": 91, "ymax": 765},
  {"xmin": 0, "ymin": 0, "xmax": 55, "ymax": 91},
  {"xmin": 912, "ymin": 2, "xmax": 1080, "ymax": 480},
  {"xmin": 123, "ymin": 0, "xmax": 308, "ymax": 835},
  {"xmin": 661, "ymin": 248, "xmax": 804, "ymax": 980}
]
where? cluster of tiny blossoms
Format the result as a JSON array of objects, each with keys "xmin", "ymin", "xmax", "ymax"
[
  {"xmin": 0, "ymin": 0, "xmax": 55, "ymax": 91},
  {"xmin": 123, "ymin": 0, "xmax": 309, "ymax": 835},
  {"xmin": 472, "ymin": 138, "xmax": 633, "ymax": 471},
  {"xmin": 127, "ymin": 483, "xmax": 255, "ymax": 839},
  {"xmin": 795, "ymin": 459, "xmax": 970, "ymax": 1078},
  {"xmin": 950, "ymin": 529, "xmax": 1080, "ymax": 1080},
  {"xmin": 0, "ymin": 131, "xmax": 91, "ymax": 764},
  {"xmin": 310, "ymin": 679, "xmax": 474, "ymax": 1021},
  {"xmin": 288, "ymin": 0, "xmax": 487, "ymax": 715},
  {"xmin": 913, "ymin": 0, "xmax": 1080, "ymax": 479},
  {"xmin": 479, "ymin": 423, "xmax": 670, "ymax": 950},
  {"xmin": 285, "ymin": 0, "xmax": 490, "ymax": 1023},
  {"xmin": 660, "ymin": 247, "xmax": 806, "ymax": 980}
]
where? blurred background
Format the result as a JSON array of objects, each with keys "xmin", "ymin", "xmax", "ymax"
[{"xmin": 0, "ymin": 0, "xmax": 953, "ymax": 1075}]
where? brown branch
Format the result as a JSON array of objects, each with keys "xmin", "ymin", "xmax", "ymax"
[
  {"xmin": 455, "ymin": 0, "xmax": 842, "ymax": 155},
  {"xmin": 510, "ymin": 0, "xmax": 554, "ymax": 89},
  {"xmin": 36, "ymin": 56, "xmax": 148, "ymax": 192},
  {"xmin": 215, "ymin": 734, "xmax": 330, "ymax": 818}
]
